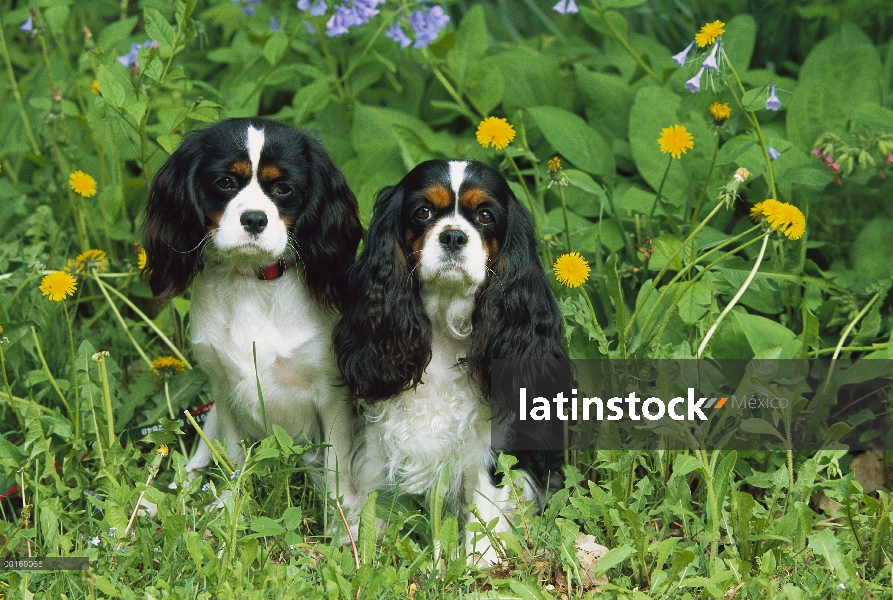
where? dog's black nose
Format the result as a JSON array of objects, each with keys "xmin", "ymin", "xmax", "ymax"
[
  {"xmin": 439, "ymin": 229, "xmax": 468, "ymax": 250},
  {"xmin": 240, "ymin": 210, "xmax": 268, "ymax": 235}
]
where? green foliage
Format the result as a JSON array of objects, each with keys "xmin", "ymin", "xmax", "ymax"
[{"xmin": 1, "ymin": 0, "xmax": 892, "ymax": 597}]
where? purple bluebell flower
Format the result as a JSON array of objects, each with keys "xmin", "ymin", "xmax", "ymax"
[
  {"xmin": 702, "ymin": 42, "xmax": 719, "ymax": 70},
  {"xmin": 765, "ymin": 84, "xmax": 781, "ymax": 110},
  {"xmin": 298, "ymin": 0, "xmax": 328, "ymax": 16},
  {"xmin": 270, "ymin": 16, "xmax": 280, "ymax": 30},
  {"xmin": 326, "ymin": 5, "xmax": 358, "ymax": 36},
  {"xmin": 233, "ymin": 0, "xmax": 261, "ymax": 16},
  {"xmin": 685, "ymin": 66, "xmax": 705, "ymax": 93},
  {"xmin": 386, "ymin": 22, "xmax": 413, "ymax": 48},
  {"xmin": 409, "ymin": 6, "xmax": 449, "ymax": 48},
  {"xmin": 20, "ymin": 16, "xmax": 33, "ymax": 32},
  {"xmin": 118, "ymin": 43, "xmax": 141, "ymax": 68},
  {"xmin": 91, "ymin": 536, "xmax": 100, "ymax": 546},
  {"xmin": 552, "ymin": 0, "xmax": 578, "ymax": 14},
  {"xmin": 672, "ymin": 41, "xmax": 694, "ymax": 67},
  {"xmin": 767, "ymin": 146, "xmax": 780, "ymax": 160}
]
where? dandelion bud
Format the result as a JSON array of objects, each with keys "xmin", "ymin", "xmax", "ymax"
[{"xmin": 734, "ymin": 167, "xmax": 751, "ymax": 183}]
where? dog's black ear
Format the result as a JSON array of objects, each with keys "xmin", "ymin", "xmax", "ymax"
[
  {"xmin": 467, "ymin": 193, "xmax": 568, "ymax": 416},
  {"xmin": 333, "ymin": 184, "xmax": 431, "ymax": 403},
  {"xmin": 142, "ymin": 134, "xmax": 206, "ymax": 302},
  {"xmin": 293, "ymin": 138, "xmax": 363, "ymax": 314}
]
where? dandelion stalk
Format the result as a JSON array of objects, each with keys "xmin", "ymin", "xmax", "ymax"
[
  {"xmin": 0, "ymin": 343, "xmax": 25, "ymax": 435},
  {"xmin": 558, "ymin": 184, "xmax": 573, "ymax": 253},
  {"xmin": 164, "ymin": 380, "xmax": 188, "ymax": 457},
  {"xmin": 30, "ymin": 326, "xmax": 72, "ymax": 419},
  {"xmin": 184, "ymin": 409, "xmax": 235, "ymax": 474},
  {"xmin": 84, "ymin": 353, "xmax": 106, "ymax": 467},
  {"xmin": 94, "ymin": 352, "xmax": 115, "ymax": 448},
  {"xmin": 92, "ymin": 272, "xmax": 152, "ymax": 366},
  {"xmin": 62, "ymin": 302, "xmax": 81, "ymax": 439},
  {"xmin": 95, "ymin": 275, "xmax": 192, "ymax": 368},
  {"xmin": 646, "ymin": 156, "xmax": 673, "ymax": 233},
  {"xmin": 0, "ymin": 13, "xmax": 41, "ymax": 155},
  {"xmin": 697, "ymin": 232, "xmax": 771, "ymax": 358}
]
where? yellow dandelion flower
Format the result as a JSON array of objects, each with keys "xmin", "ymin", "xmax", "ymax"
[
  {"xmin": 657, "ymin": 124, "xmax": 694, "ymax": 159},
  {"xmin": 476, "ymin": 116, "xmax": 516, "ymax": 150},
  {"xmin": 548, "ymin": 157, "xmax": 562, "ymax": 172},
  {"xmin": 156, "ymin": 444, "xmax": 169, "ymax": 456},
  {"xmin": 750, "ymin": 199, "xmax": 805, "ymax": 240},
  {"xmin": 695, "ymin": 20, "xmax": 725, "ymax": 48},
  {"xmin": 40, "ymin": 271, "xmax": 78, "ymax": 302},
  {"xmin": 150, "ymin": 356, "xmax": 186, "ymax": 378},
  {"xmin": 91, "ymin": 80, "xmax": 99, "ymax": 94},
  {"xmin": 137, "ymin": 248, "xmax": 148, "ymax": 271},
  {"xmin": 75, "ymin": 249, "xmax": 109, "ymax": 274},
  {"xmin": 553, "ymin": 252, "xmax": 591, "ymax": 288},
  {"xmin": 69, "ymin": 170, "xmax": 97, "ymax": 198},
  {"xmin": 708, "ymin": 101, "xmax": 731, "ymax": 123},
  {"xmin": 62, "ymin": 258, "xmax": 79, "ymax": 275}
]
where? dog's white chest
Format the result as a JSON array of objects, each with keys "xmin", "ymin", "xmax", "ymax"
[{"xmin": 189, "ymin": 269, "xmax": 337, "ymax": 438}]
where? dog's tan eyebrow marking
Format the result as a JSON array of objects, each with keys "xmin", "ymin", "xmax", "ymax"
[
  {"xmin": 424, "ymin": 185, "xmax": 452, "ymax": 210},
  {"xmin": 229, "ymin": 160, "xmax": 251, "ymax": 178},
  {"xmin": 459, "ymin": 187, "xmax": 489, "ymax": 211},
  {"xmin": 260, "ymin": 165, "xmax": 282, "ymax": 182},
  {"xmin": 205, "ymin": 210, "xmax": 224, "ymax": 230}
]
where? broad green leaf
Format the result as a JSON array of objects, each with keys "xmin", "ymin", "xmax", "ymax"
[
  {"xmin": 786, "ymin": 24, "xmax": 881, "ymax": 151},
  {"xmin": 730, "ymin": 310, "xmax": 799, "ymax": 358},
  {"xmin": 251, "ymin": 516, "xmax": 285, "ymax": 537},
  {"xmin": 263, "ymin": 32, "xmax": 289, "ymax": 64},
  {"xmin": 446, "ymin": 5, "xmax": 487, "ymax": 86},
  {"xmin": 527, "ymin": 106, "xmax": 615, "ymax": 180},
  {"xmin": 808, "ymin": 529, "xmax": 855, "ymax": 583},
  {"xmin": 97, "ymin": 65, "xmax": 126, "ymax": 109},
  {"xmin": 144, "ymin": 8, "xmax": 176, "ymax": 58},
  {"xmin": 593, "ymin": 544, "xmax": 635, "ymax": 576},
  {"xmin": 721, "ymin": 15, "xmax": 756, "ymax": 71},
  {"xmin": 850, "ymin": 218, "xmax": 893, "ymax": 285},
  {"xmin": 740, "ymin": 418, "xmax": 786, "ymax": 443},
  {"xmin": 359, "ymin": 491, "xmax": 378, "ymax": 565},
  {"xmin": 292, "ymin": 78, "xmax": 332, "ymax": 125}
]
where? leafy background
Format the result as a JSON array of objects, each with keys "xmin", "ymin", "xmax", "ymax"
[{"xmin": 0, "ymin": 0, "xmax": 892, "ymax": 597}]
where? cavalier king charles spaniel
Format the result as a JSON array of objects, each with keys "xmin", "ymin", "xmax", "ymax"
[
  {"xmin": 334, "ymin": 159, "xmax": 568, "ymax": 564},
  {"xmin": 143, "ymin": 118, "xmax": 364, "ymax": 513}
]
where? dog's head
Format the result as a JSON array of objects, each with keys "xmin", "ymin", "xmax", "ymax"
[
  {"xmin": 334, "ymin": 159, "xmax": 567, "ymax": 409},
  {"xmin": 143, "ymin": 118, "xmax": 362, "ymax": 312}
]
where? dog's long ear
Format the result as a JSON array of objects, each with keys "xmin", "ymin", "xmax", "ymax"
[
  {"xmin": 143, "ymin": 134, "xmax": 206, "ymax": 302},
  {"xmin": 333, "ymin": 185, "xmax": 431, "ymax": 403},
  {"xmin": 467, "ymin": 194, "xmax": 568, "ymax": 416},
  {"xmin": 293, "ymin": 138, "xmax": 363, "ymax": 314}
]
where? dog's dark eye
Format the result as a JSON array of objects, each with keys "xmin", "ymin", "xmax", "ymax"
[
  {"xmin": 272, "ymin": 183, "xmax": 293, "ymax": 196},
  {"xmin": 477, "ymin": 210, "xmax": 494, "ymax": 225},
  {"xmin": 414, "ymin": 207, "xmax": 431, "ymax": 220},
  {"xmin": 216, "ymin": 177, "xmax": 236, "ymax": 191}
]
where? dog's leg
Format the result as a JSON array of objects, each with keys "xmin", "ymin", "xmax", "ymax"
[{"xmin": 319, "ymin": 400, "xmax": 365, "ymax": 538}]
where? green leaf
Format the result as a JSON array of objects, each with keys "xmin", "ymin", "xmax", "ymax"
[
  {"xmin": 156, "ymin": 134, "xmax": 182, "ymax": 155},
  {"xmin": 740, "ymin": 418, "xmax": 786, "ymax": 443},
  {"xmin": 600, "ymin": 0, "xmax": 648, "ymax": 7},
  {"xmin": 446, "ymin": 5, "xmax": 487, "ymax": 87},
  {"xmin": 579, "ymin": 7, "xmax": 628, "ymax": 39},
  {"xmin": 97, "ymin": 16, "xmax": 140, "ymax": 51},
  {"xmin": 359, "ymin": 491, "xmax": 378, "ymax": 565},
  {"xmin": 465, "ymin": 58, "xmax": 505, "ymax": 116},
  {"xmin": 282, "ymin": 506, "xmax": 303, "ymax": 532},
  {"xmin": 143, "ymin": 8, "xmax": 176, "ymax": 59},
  {"xmin": 605, "ymin": 253, "xmax": 627, "ymax": 338},
  {"xmin": 527, "ymin": 106, "xmax": 615, "ymax": 180},
  {"xmin": 672, "ymin": 454, "xmax": 702, "ymax": 477},
  {"xmin": 808, "ymin": 529, "xmax": 855, "ymax": 583},
  {"xmin": 850, "ymin": 219, "xmax": 893, "ymax": 285},
  {"xmin": 251, "ymin": 516, "xmax": 285, "ymax": 537},
  {"xmin": 292, "ymin": 78, "xmax": 333, "ymax": 125},
  {"xmin": 97, "ymin": 65, "xmax": 126, "ymax": 109},
  {"xmin": 263, "ymin": 32, "xmax": 289, "ymax": 64},
  {"xmin": 593, "ymin": 544, "xmax": 634, "ymax": 576},
  {"xmin": 786, "ymin": 24, "xmax": 881, "ymax": 151},
  {"xmin": 721, "ymin": 15, "xmax": 756, "ymax": 71}
]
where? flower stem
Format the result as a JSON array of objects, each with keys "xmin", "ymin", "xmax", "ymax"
[
  {"xmin": 84, "ymin": 353, "xmax": 106, "ymax": 467},
  {"xmin": 0, "ymin": 14, "xmax": 41, "ymax": 155},
  {"xmin": 92, "ymin": 272, "xmax": 152, "ymax": 366},
  {"xmin": 183, "ymin": 409, "xmax": 235, "ymax": 474},
  {"xmin": 722, "ymin": 50, "xmax": 777, "ymax": 200},
  {"xmin": 63, "ymin": 302, "xmax": 81, "ymax": 440},
  {"xmin": 697, "ymin": 232, "xmax": 770, "ymax": 358},
  {"xmin": 623, "ymin": 201, "xmax": 726, "ymax": 342},
  {"xmin": 95, "ymin": 275, "xmax": 192, "ymax": 368},
  {"xmin": 164, "ymin": 380, "xmax": 189, "ymax": 457},
  {"xmin": 558, "ymin": 184, "xmax": 573, "ymax": 253},
  {"xmin": 95, "ymin": 353, "xmax": 115, "ymax": 448},
  {"xmin": 0, "ymin": 344, "xmax": 25, "ymax": 435},
  {"xmin": 30, "ymin": 326, "xmax": 72, "ymax": 418},
  {"xmin": 589, "ymin": 1, "xmax": 663, "ymax": 86},
  {"xmin": 646, "ymin": 157, "xmax": 673, "ymax": 233},
  {"xmin": 505, "ymin": 152, "xmax": 545, "ymax": 248}
]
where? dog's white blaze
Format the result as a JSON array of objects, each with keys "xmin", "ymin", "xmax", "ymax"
[
  {"xmin": 448, "ymin": 160, "xmax": 467, "ymax": 212},
  {"xmin": 246, "ymin": 125, "xmax": 265, "ymax": 181}
]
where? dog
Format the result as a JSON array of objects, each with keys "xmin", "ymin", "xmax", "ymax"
[
  {"xmin": 333, "ymin": 159, "xmax": 568, "ymax": 565},
  {"xmin": 143, "ymin": 117, "xmax": 364, "ymax": 515}
]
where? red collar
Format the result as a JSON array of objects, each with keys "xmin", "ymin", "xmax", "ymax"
[{"xmin": 230, "ymin": 260, "xmax": 294, "ymax": 281}]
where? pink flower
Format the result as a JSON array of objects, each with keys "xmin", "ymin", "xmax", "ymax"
[
  {"xmin": 823, "ymin": 154, "xmax": 834, "ymax": 164},
  {"xmin": 886, "ymin": 152, "xmax": 893, "ymax": 164},
  {"xmin": 833, "ymin": 177, "xmax": 843, "ymax": 186},
  {"xmin": 829, "ymin": 162, "xmax": 840, "ymax": 174},
  {"xmin": 811, "ymin": 148, "xmax": 823, "ymax": 157}
]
